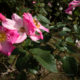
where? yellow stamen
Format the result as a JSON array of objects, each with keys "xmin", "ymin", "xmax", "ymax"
[
  {"xmin": 33, "ymin": 19, "xmax": 40, "ymax": 28},
  {"xmin": 0, "ymin": 31, "xmax": 6, "ymax": 42}
]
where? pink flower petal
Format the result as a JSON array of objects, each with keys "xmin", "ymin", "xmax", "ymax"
[
  {"xmin": 23, "ymin": 13, "xmax": 34, "ymax": 22},
  {"xmin": 23, "ymin": 13, "xmax": 49, "ymax": 41},
  {"xmin": 2, "ymin": 19, "xmax": 16, "ymax": 30},
  {"xmin": 65, "ymin": 7, "xmax": 73, "ymax": 15},
  {"xmin": 32, "ymin": 1, "xmax": 36, "ymax": 4},
  {"xmin": 12, "ymin": 13, "xmax": 23, "ymax": 29},
  {"xmin": 69, "ymin": 0, "xmax": 80, "ymax": 7},
  {"xmin": 2, "ymin": 14, "xmax": 27, "ymax": 44},
  {"xmin": 65, "ymin": 0, "xmax": 80, "ymax": 14},
  {"xmin": 36, "ymin": 29, "xmax": 43, "ymax": 40},
  {"xmin": 40, "ymin": 25, "xmax": 49, "ymax": 32},
  {"xmin": 23, "ymin": 13, "xmax": 35, "ymax": 35},
  {"xmin": 30, "ymin": 34, "xmax": 41, "ymax": 41},
  {"xmin": 15, "ymin": 32, "xmax": 27, "ymax": 43},
  {"xmin": 6, "ymin": 29, "xmax": 19, "ymax": 44},
  {"xmin": 30, "ymin": 29, "xmax": 43, "ymax": 41},
  {"xmin": 0, "ymin": 41, "xmax": 15, "ymax": 56},
  {"xmin": 0, "ymin": 13, "xmax": 6, "ymax": 21}
]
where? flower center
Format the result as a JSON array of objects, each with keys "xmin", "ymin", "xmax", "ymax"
[
  {"xmin": 19, "ymin": 27, "xmax": 25, "ymax": 33},
  {"xmin": 0, "ymin": 31, "xmax": 6, "ymax": 42},
  {"xmin": 33, "ymin": 19, "xmax": 40, "ymax": 28}
]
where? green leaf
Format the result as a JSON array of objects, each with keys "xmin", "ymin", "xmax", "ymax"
[
  {"xmin": 66, "ymin": 44, "xmax": 77, "ymax": 53},
  {"xmin": 65, "ymin": 37, "xmax": 74, "ymax": 43},
  {"xmin": 73, "ymin": 24, "xmax": 79, "ymax": 33},
  {"xmin": 16, "ymin": 53, "xmax": 30, "ymax": 71},
  {"xmin": 30, "ymin": 48, "xmax": 57, "ymax": 73},
  {"xmin": 29, "ymin": 69, "xmax": 38, "ymax": 74},
  {"xmin": 61, "ymin": 56, "xmax": 78, "ymax": 77},
  {"xmin": 25, "ymin": 56, "xmax": 39, "ymax": 74},
  {"xmin": 49, "ymin": 26, "xmax": 55, "ymax": 29},
  {"xmin": 12, "ymin": 47, "xmax": 26, "ymax": 55},
  {"xmin": 59, "ymin": 31, "xmax": 67, "ymax": 36},
  {"xmin": 40, "ymin": 8, "xmax": 47, "ymax": 15},
  {"xmin": 21, "ymin": 39, "xmax": 31, "ymax": 48},
  {"xmin": 56, "ymin": 22, "xmax": 66, "ymax": 28},
  {"xmin": 37, "ymin": 14, "xmax": 50, "ymax": 24},
  {"xmin": 63, "ymin": 27, "xmax": 71, "ymax": 32},
  {"xmin": 59, "ymin": 46, "xmax": 67, "ymax": 51}
]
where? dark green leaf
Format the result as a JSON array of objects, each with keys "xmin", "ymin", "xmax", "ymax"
[
  {"xmin": 56, "ymin": 22, "xmax": 66, "ymax": 28},
  {"xmin": 16, "ymin": 53, "xmax": 30, "ymax": 71},
  {"xmin": 63, "ymin": 27, "xmax": 71, "ymax": 32},
  {"xmin": 30, "ymin": 48, "xmax": 57, "ymax": 73},
  {"xmin": 37, "ymin": 14, "xmax": 50, "ymax": 24},
  {"xmin": 61, "ymin": 56, "xmax": 78, "ymax": 77},
  {"xmin": 66, "ymin": 44, "xmax": 77, "ymax": 53},
  {"xmin": 73, "ymin": 24, "xmax": 79, "ymax": 33},
  {"xmin": 59, "ymin": 31, "xmax": 67, "ymax": 36},
  {"xmin": 40, "ymin": 8, "xmax": 47, "ymax": 15},
  {"xmin": 65, "ymin": 37, "xmax": 74, "ymax": 43}
]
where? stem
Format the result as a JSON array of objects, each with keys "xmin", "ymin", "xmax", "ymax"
[{"xmin": 11, "ymin": 54, "xmax": 19, "ymax": 67}]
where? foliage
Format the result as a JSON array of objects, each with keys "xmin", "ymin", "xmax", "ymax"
[{"xmin": 0, "ymin": 0, "xmax": 80, "ymax": 80}]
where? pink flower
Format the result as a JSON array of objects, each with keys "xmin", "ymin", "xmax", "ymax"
[
  {"xmin": 0, "ymin": 26, "xmax": 19, "ymax": 56},
  {"xmin": 32, "ymin": 1, "xmax": 36, "ymax": 4},
  {"xmin": 48, "ymin": 2, "xmax": 52, "ymax": 7},
  {"xmin": 2, "ymin": 13, "xmax": 49, "ymax": 42},
  {"xmin": 65, "ymin": 0, "xmax": 80, "ymax": 15},
  {"xmin": 23, "ymin": 13, "xmax": 49, "ymax": 41},
  {"xmin": 2, "ymin": 13, "xmax": 27, "ymax": 43},
  {"xmin": 0, "ymin": 13, "xmax": 6, "ymax": 21},
  {"xmin": 65, "ymin": 6, "xmax": 73, "ymax": 15}
]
